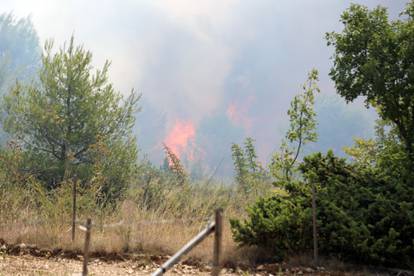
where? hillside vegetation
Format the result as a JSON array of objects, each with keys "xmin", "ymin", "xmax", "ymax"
[{"xmin": 0, "ymin": 1, "xmax": 413, "ymax": 272}]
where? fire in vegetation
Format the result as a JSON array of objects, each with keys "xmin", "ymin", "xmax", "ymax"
[{"xmin": 164, "ymin": 119, "xmax": 196, "ymax": 160}]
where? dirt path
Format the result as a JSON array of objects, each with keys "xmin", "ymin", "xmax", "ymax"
[
  {"xmin": 0, "ymin": 251, "xmax": 403, "ymax": 275},
  {"xmin": 0, "ymin": 254, "xmax": 219, "ymax": 275},
  {"xmin": 0, "ymin": 253, "xmax": 344, "ymax": 276}
]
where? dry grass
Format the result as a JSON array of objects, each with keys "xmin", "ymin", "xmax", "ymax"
[
  {"xmin": 0, "ymin": 196, "xmax": 252, "ymax": 267},
  {"xmin": 0, "ymin": 149, "xmax": 271, "ymax": 267},
  {"xmin": 0, "ymin": 196, "xmax": 394, "ymax": 275}
]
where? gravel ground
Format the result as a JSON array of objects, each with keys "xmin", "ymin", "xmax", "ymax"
[
  {"xmin": 0, "ymin": 254, "xmax": 220, "ymax": 275},
  {"xmin": 0, "ymin": 253, "xmax": 346, "ymax": 276},
  {"xmin": 0, "ymin": 248, "xmax": 406, "ymax": 275}
]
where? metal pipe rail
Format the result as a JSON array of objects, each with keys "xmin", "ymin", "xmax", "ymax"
[{"xmin": 152, "ymin": 208, "xmax": 223, "ymax": 276}]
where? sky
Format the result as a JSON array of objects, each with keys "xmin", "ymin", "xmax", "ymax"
[{"xmin": 0, "ymin": 0, "xmax": 409, "ymax": 177}]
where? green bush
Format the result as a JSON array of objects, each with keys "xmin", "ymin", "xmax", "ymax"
[
  {"xmin": 306, "ymin": 152, "xmax": 414, "ymax": 267},
  {"xmin": 231, "ymin": 151, "xmax": 414, "ymax": 268},
  {"xmin": 230, "ymin": 191, "xmax": 312, "ymax": 260}
]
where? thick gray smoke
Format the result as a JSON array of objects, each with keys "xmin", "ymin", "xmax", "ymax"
[
  {"xmin": 1, "ymin": 0, "xmax": 408, "ymax": 177},
  {"xmin": 0, "ymin": 12, "xmax": 41, "ymax": 143}
]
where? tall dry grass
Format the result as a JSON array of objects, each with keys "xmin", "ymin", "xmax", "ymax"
[
  {"xmin": 1, "ymin": 168, "xmax": 373, "ymax": 274},
  {"xmin": 0, "ymin": 173, "xmax": 266, "ymax": 267}
]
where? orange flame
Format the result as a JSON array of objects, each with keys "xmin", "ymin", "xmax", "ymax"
[
  {"xmin": 164, "ymin": 120, "xmax": 196, "ymax": 159},
  {"xmin": 226, "ymin": 102, "xmax": 252, "ymax": 131}
]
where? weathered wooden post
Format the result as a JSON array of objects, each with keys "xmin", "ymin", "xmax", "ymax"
[
  {"xmin": 82, "ymin": 218, "xmax": 92, "ymax": 276},
  {"xmin": 212, "ymin": 208, "xmax": 223, "ymax": 276},
  {"xmin": 71, "ymin": 178, "xmax": 77, "ymax": 242},
  {"xmin": 311, "ymin": 183, "xmax": 318, "ymax": 266}
]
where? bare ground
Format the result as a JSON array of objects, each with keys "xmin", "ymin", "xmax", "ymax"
[
  {"xmin": 0, "ymin": 253, "xmax": 392, "ymax": 276},
  {"xmin": 0, "ymin": 241, "xmax": 409, "ymax": 275},
  {"xmin": 0, "ymin": 254, "xmax": 223, "ymax": 276}
]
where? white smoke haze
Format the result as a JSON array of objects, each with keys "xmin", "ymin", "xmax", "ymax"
[{"xmin": 1, "ymin": 0, "xmax": 408, "ymax": 176}]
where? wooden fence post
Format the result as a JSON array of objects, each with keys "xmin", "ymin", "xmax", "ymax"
[
  {"xmin": 311, "ymin": 183, "xmax": 318, "ymax": 266},
  {"xmin": 212, "ymin": 208, "xmax": 223, "ymax": 276},
  {"xmin": 71, "ymin": 178, "xmax": 77, "ymax": 242},
  {"xmin": 82, "ymin": 218, "xmax": 92, "ymax": 276}
]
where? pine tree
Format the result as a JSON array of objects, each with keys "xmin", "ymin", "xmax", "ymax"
[
  {"xmin": 2, "ymin": 36, "xmax": 139, "ymax": 201},
  {"xmin": 231, "ymin": 143, "xmax": 249, "ymax": 193},
  {"xmin": 244, "ymin": 137, "xmax": 259, "ymax": 173}
]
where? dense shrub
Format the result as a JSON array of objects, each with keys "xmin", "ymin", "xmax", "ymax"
[
  {"xmin": 231, "ymin": 151, "xmax": 414, "ymax": 268},
  {"xmin": 230, "ymin": 191, "xmax": 312, "ymax": 260},
  {"xmin": 302, "ymin": 151, "xmax": 414, "ymax": 267}
]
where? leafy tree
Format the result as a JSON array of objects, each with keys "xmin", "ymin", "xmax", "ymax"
[
  {"xmin": 344, "ymin": 119, "xmax": 412, "ymax": 193},
  {"xmin": 1, "ymin": 37, "xmax": 139, "ymax": 201},
  {"xmin": 326, "ymin": 1, "xmax": 414, "ymax": 165},
  {"xmin": 232, "ymin": 70, "xmax": 320, "ymax": 264},
  {"xmin": 343, "ymin": 137, "xmax": 377, "ymax": 169},
  {"xmin": 270, "ymin": 69, "xmax": 320, "ymax": 184},
  {"xmin": 232, "ymin": 3, "xmax": 414, "ymax": 268}
]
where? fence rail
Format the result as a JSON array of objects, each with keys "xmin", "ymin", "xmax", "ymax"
[
  {"xmin": 72, "ymin": 209, "xmax": 224, "ymax": 275},
  {"xmin": 152, "ymin": 208, "xmax": 223, "ymax": 276}
]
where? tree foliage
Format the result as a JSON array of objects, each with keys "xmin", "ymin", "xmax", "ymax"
[
  {"xmin": 302, "ymin": 151, "xmax": 414, "ymax": 266},
  {"xmin": 230, "ymin": 189, "xmax": 311, "ymax": 260},
  {"xmin": 231, "ymin": 143, "xmax": 248, "ymax": 192},
  {"xmin": 232, "ymin": 149, "xmax": 414, "ymax": 267},
  {"xmin": 270, "ymin": 69, "xmax": 320, "ymax": 184},
  {"xmin": 231, "ymin": 137, "xmax": 268, "ymax": 196},
  {"xmin": 232, "ymin": 21, "xmax": 414, "ymax": 264},
  {"xmin": 326, "ymin": 1, "xmax": 414, "ymax": 165},
  {"xmin": 1, "ymin": 37, "xmax": 139, "ymax": 201}
]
